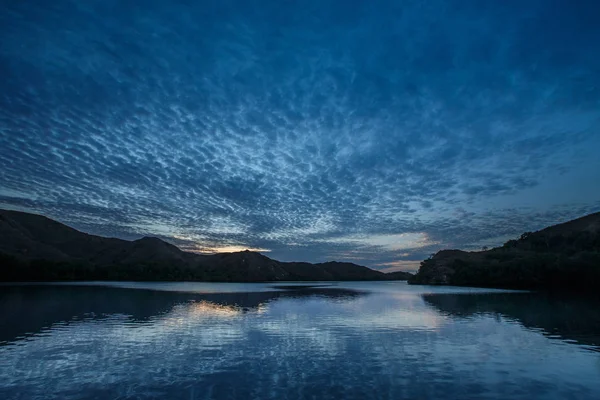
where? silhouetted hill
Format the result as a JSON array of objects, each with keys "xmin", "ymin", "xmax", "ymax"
[
  {"xmin": 385, "ymin": 271, "xmax": 414, "ymax": 281},
  {"xmin": 281, "ymin": 261, "xmax": 388, "ymax": 281},
  {"xmin": 200, "ymin": 251, "xmax": 293, "ymax": 281},
  {"xmin": 409, "ymin": 212, "xmax": 600, "ymax": 291},
  {"xmin": 0, "ymin": 209, "xmax": 387, "ymax": 282}
]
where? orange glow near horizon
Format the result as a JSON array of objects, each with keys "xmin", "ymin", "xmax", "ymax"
[{"xmin": 180, "ymin": 244, "xmax": 272, "ymax": 254}]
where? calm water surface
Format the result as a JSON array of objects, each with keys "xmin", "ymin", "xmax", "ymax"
[{"xmin": 0, "ymin": 281, "xmax": 599, "ymax": 399}]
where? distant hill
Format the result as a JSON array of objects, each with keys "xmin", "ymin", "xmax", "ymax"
[
  {"xmin": 385, "ymin": 271, "xmax": 414, "ymax": 281},
  {"xmin": 0, "ymin": 209, "xmax": 388, "ymax": 282},
  {"xmin": 409, "ymin": 212, "xmax": 600, "ymax": 291}
]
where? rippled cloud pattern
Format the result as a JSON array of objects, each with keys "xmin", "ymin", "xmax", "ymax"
[{"xmin": 1, "ymin": 0, "xmax": 599, "ymax": 270}]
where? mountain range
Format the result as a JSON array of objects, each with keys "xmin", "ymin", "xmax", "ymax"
[
  {"xmin": 0, "ymin": 209, "xmax": 407, "ymax": 282},
  {"xmin": 409, "ymin": 211, "xmax": 600, "ymax": 291},
  {"xmin": 3, "ymin": 208, "xmax": 598, "ymax": 289}
]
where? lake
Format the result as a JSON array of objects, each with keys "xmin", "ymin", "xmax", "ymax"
[{"xmin": 0, "ymin": 281, "xmax": 599, "ymax": 399}]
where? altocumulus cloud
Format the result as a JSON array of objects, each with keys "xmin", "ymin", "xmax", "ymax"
[{"xmin": 1, "ymin": 0, "xmax": 599, "ymax": 271}]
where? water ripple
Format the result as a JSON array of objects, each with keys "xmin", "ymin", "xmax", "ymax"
[{"xmin": 0, "ymin": 283, "xmax": 599, "ymax": 399}]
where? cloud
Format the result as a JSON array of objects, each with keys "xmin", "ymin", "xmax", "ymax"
[
  {"xmin": 327, "ymin": 233, "xmax": 435, "ymax": 252},
  {"xmin": 181, "ymin": 244, "xmax": 271, "ymax": 255},
  {"xmin": 1, "ymin": 0, "xmax": 599, "ymax": 270},
  {"xmin": 376, "ymin": 261, "xmax": 422, "ymax": 274}
]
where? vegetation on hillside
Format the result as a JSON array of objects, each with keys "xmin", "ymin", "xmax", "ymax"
[
  {"xmin": 409, "ymin": 212, "xmax": 600, "ymax": 291},
  {"xmin": 0, "ymin": 252, "xmax": 388, "ymax": 283},
  {"xmin": 0, "ymin": 209, "xmax": 389, "ymax": 282}
]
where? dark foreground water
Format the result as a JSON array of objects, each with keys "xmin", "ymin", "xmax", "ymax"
[{"xmin": 1, "ymin": 282, "xmax": 599, "ymax": 400}]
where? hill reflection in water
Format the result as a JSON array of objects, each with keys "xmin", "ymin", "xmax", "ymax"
[
  {"xmin": 423, "ymin": 292, "xmax": 600, "ymax": 351},
  {"xmin": 1, "ymin": 282, "xmax": 600, "ymax": 400},
  {"xmin": 0, "ymin": 284, "xmax": 364, "ymax": 345}
]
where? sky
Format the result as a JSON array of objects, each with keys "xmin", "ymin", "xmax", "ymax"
[{"xmin": 1, "ymin": 0, "xmax": 599, "ymax": 271}]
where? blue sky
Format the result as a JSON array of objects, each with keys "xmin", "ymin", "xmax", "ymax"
[{"xmin": 1, "ymin": 0, "xmax": 599, "ymax": 271}]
